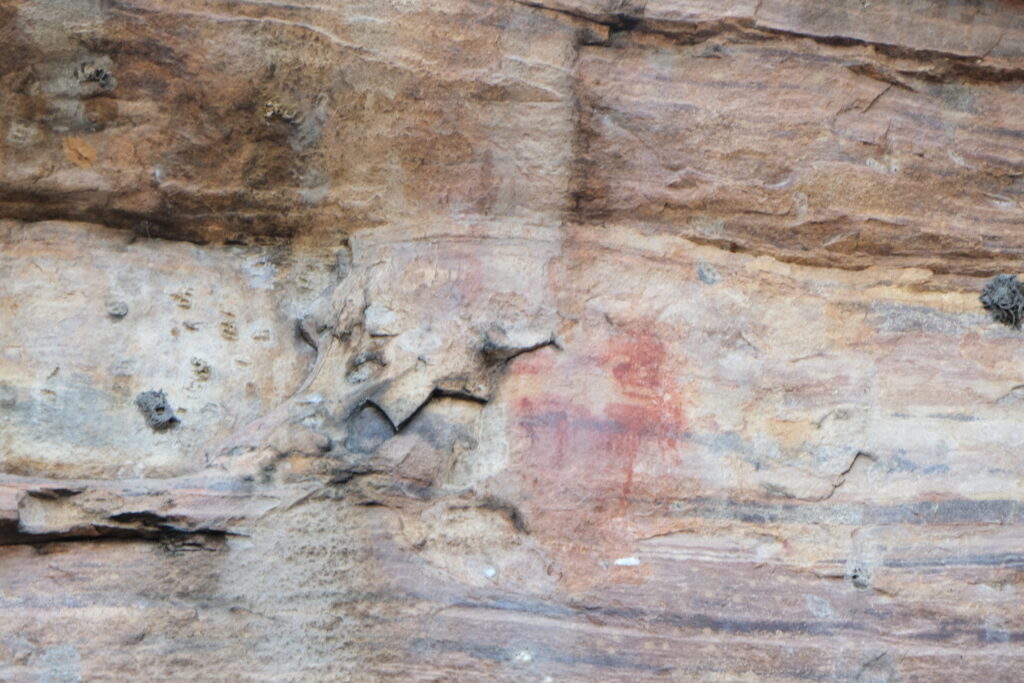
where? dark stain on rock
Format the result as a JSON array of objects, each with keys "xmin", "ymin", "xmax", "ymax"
[
  {"xmin": 478, "ymin": 496, "xmax": 530, "ymax": 534},
  {"xmin": 849, "ymin": 566, "xmax": 872, "ymax": 590},
  {"xmin": 105, "ymin": 299, "xmax": 129, "ymax": 319},
  {"xmin": 856, "ymin": 652, "xmax": 896, "ymax": 683},
  {"xmin": 697, "ymin": 261, "xmax": 720, "ymax": 285},
  {"xmin": 344, "ymin": 402, "xmax": 395, "ymax": 454},
  {"xmin": 664, "ymin": 497, "xmax": 1022, "ymax": 527},
  {"xmin": 0, "ymin": 382, "xmax": 16, "ymax": 409},
  {"xmin": 74, "ymin": 61, "xmax": 115, "ymax": 90},
  {"xmin": 346, "ymin": 350, "xmax": 385, "ymax": 384},
  {"xmin": 26, "ymin": 487, "xmax": 82, "ymax": 500}
]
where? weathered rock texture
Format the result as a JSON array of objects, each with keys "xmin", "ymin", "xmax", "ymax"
[{"xmin": 2, "ymin": 1, "xmax": 1024, "ymax": 680}]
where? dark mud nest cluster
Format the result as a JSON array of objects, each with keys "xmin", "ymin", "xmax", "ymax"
[
  {"xmin": 980, "ymin": 274, "xmax": 1024, "ymax": 329},
  {"xmin": 74, "ymin": 62, "xmax": 114, "ymax": 89}
]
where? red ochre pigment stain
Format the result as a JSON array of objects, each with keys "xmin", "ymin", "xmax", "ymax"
[
  {"xmin": 606, "ymin": 330, "xmax": 666, "ymax": 392},
  {"xmin": 513, "ymin": 326, "xmax": 688, "ymax": 504},
  {"xmin": 601, "ymin": 329, "xmax": 687, "ymax": 500}
]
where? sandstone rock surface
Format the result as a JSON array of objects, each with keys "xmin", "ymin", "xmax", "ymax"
[{"xmin": 2, "ymin": 1, "xmax": 1024, "ymax": 680}]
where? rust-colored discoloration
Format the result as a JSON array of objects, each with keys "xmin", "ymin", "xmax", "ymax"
[
  {"xmin": 62, "ymin": 137, "xmax": 98, "ymax": 168},
  {"xmin": 600, "ymin": 328, "xmax": 688, "ymax": 502},
  {"xmin": 511, "ymin": 325, "xmax": 689, "ymax": 509}
]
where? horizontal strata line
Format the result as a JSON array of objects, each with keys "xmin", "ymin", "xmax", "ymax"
[
  {"xmin": 645, "ymin": 496, "xmax": 1023, "ymax": 526},
  {"xmin": 513, "ymin": 0, "xmax": 1024, "ymax": 82},
  {"xmin": 548, "ymin": 496, "xmax": 1023, "ymax": 527},
  {"xmin": 635, "ymin": 550, "xmax": 1024, "ymax": 570},
  {"xmin": 569, "ymin": 226, "xmax": 1024, "ymax": 278},
  {"xmin": 429, "ymin": 599, "xmax": 1024, "ymax": 644}
]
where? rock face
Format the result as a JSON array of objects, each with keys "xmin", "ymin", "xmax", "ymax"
[{"xmin": 2, "ymin": 1, "xmax": 1024, "ymax": 680}]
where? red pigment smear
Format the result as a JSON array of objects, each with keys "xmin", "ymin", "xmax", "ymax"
[
  {"xmin": 607, "ymin": 329, "xmax": 666, "ymax": 393},
  {"xmin": 515, "ymin": 395, "xmax": 584, "ymax": 473},
  {"xmin": 512, "ymin": 326, "xmax": 688, "ymax": 506},
  {"xmin": 600, "ymin": 328, "xmax": 687, "ymax": 504},
  {"xmin": 436, "ymin": 246, "xmax": 485, "ymax": 308}
]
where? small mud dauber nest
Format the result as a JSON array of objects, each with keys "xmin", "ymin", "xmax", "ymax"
[
  {"xmin": 135, "ymin": 390, "xmax": 179, "ymax": 431},
  {"xmin": 980, "ymin": 274, "xmax": 1024, "ymax": 328}
]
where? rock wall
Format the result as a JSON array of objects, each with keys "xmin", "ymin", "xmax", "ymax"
[{"xmin": 2, "ymin": 1, "xmax": 1024, "ymax": 680}]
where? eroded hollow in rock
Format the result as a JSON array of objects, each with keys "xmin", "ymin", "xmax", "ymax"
[{"xmin": 134, "ymin": 390, "xmax": 179, "ymax": 431}]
